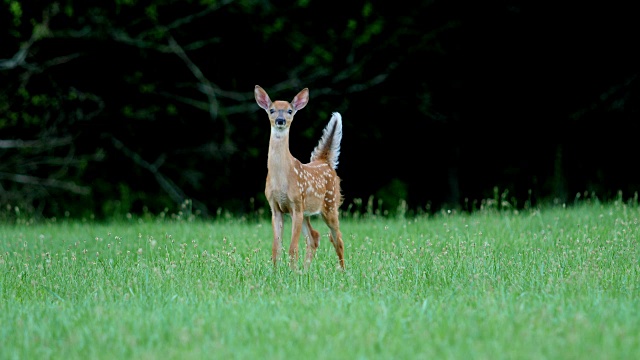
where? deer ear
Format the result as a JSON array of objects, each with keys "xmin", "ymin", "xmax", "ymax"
[
  {"xmin": 254, "ymin": 85, "xmax": 272, "ymax": 110},
  {"xmin": 291, "ymin": 88, "xmax": 309, "ymax": 111}
]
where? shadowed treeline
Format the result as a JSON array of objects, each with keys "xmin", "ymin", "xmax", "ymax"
[{"xmin": 1, "ymin": 1, "xmax": 639, "ymax": 219}]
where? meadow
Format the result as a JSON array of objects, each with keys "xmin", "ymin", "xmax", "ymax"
[{"xmin": 1, "ymin": 200, "xmax": 639, "ymax": 359}]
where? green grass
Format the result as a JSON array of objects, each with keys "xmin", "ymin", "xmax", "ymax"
[{"xmin": 1, "ymin": 201, "xmax": 639, "ymax": 359}]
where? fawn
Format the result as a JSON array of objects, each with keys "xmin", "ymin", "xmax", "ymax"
[{"xmin": 254, "ymin": 85, "xmax": 345, "ymax": 270}]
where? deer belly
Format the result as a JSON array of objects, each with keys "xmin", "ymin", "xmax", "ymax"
[{"xmin": 302, "ymin": 187, "xmax": 325, "ymax": 216}]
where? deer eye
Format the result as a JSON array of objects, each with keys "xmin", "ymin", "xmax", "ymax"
[
  {"xmin": 270, "ymin": 109, "xmax": 275, "ymax": 114},
  {"xmin": 288, "ymin": 110, "xmax": 293, "ymax": 115}
]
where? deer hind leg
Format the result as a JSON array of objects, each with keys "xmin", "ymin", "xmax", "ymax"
[
  {"xmin": 270, "ymin": 207, "xmax": 284, "ymax": 267},
  {"xmin": 322, "ymin": 208, "xmax": 345, "ymax": 269},
  {"xmin": 289, "ymin": 210, "xmax": 304, "ymax": 270},
  {"xmin": 302, "ymin": 216, "xmax": 320, "ymax": 270}
]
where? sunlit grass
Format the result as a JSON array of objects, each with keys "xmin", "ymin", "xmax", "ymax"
[{"xmin": 1, "ymin": 201, "xmax": 639, "ymax": 359}]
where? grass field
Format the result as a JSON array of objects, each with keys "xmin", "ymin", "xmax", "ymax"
[{"xmin": 1, "ymin": 200, "xmax": 639, "ymax": 359}]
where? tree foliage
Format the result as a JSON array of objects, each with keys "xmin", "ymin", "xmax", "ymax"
[{"xmin": 1, "ymin": 0, "xmax": 639, "ymax": 219}]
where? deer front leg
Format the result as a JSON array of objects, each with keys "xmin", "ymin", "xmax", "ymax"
[
  {"xmin": 271, "ymin": 207, "xmax": 284, "ymax": 266},
  {"xmin": 302, "ymin": 216, "xmax": 320, "ymax": 270},
  {"xmin": 289, "ymin": 209, "xmax": 304, "ymax": 270}
]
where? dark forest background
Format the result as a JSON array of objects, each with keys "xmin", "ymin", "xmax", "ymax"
[{"xmin": 1, "ymin": 0, "xmax": 639, "ymax": 219}]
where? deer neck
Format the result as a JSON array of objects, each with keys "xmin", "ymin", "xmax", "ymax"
[{"xmin": 267, "ymin": 132, "xmax": 294, "ymax": 178}]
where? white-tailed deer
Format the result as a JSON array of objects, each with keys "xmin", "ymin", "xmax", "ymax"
[{"xmin": 254, "ymin": 85, "xmax": 345, "ymax": 270}]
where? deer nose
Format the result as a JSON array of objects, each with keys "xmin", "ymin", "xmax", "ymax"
[{"xmin": 275, "ymin": 118, "xmax": 286, "ymax": 126}]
